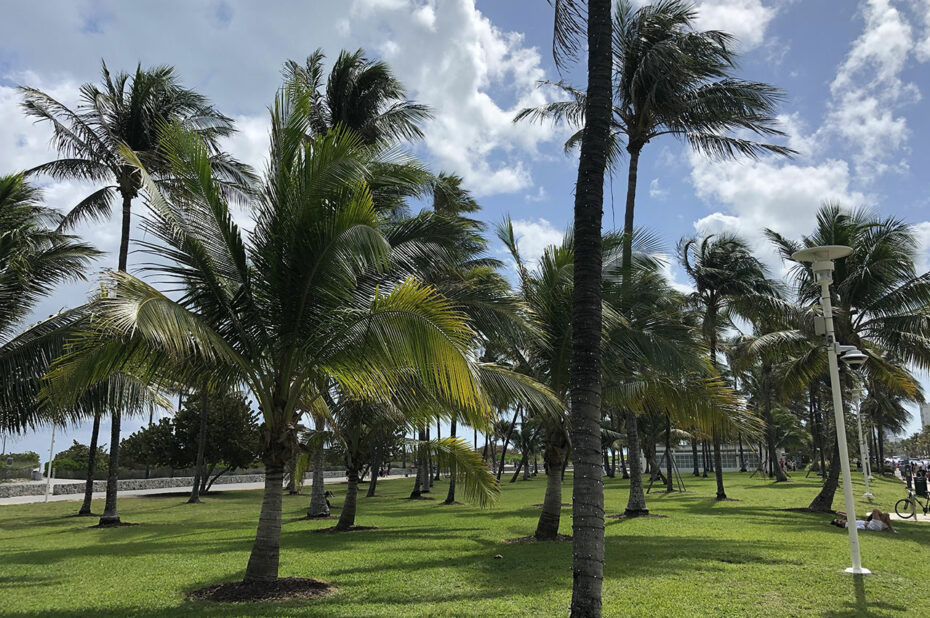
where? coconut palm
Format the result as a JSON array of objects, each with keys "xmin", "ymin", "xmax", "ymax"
[
  {"xmin": 284, "ymin": 49, "xmax": 431, "ymax": 147},
  {"xmin": 679, "ymin": 233, "xmax": 780, "ymax": 500},
  {"xmin": 42, "ymin": 80, "xmax": 498, "ymax": 583},
  {"xmin": 20, "ymin": 61, "xmax": 256, "ymax": 519},
  {"xmin": 767, "ymin": 204, "xmax": 930, "ymax": 510},
  {"xmin": 542, "ymin": 0, "xmax": 614, "ymax": 610},
  {"xmin": 0, "ymin": 173, "xmax": 101, "ymax": 432}
]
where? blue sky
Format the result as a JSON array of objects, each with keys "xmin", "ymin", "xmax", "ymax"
[{"xmin": 2, "ymin": 0, "xmax": 930, "ymax": 459}]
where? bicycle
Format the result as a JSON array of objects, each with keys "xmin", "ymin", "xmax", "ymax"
[{"xmin": 895, "ymin": 489, "xmax": 930, "ymax": 519}]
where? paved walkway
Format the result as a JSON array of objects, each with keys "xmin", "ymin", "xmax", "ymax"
[{"xmin": 0, "ymin": 472, "xmax": 414, "ymax": 506}]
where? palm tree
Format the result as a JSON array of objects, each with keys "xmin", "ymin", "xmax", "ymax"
[
  {"xmin": 767, "ymin": 204, "xmax": 930, "ymax": 511},
  {"xmin": 284, "ymin": 49, "xmax": 431, "ymax": 147},
  {"xmin": 43, "ymin": 83, "xmax": 493, "ymax": 584},
  {"xmin": 679, "ymin": 233, "xmax": 780, "ymax": 500},
  {"xmin": 543, "ymin": 0, "xmax": 614, "ymax": 610},
  {"xmin": 0, "ymin": 173, "xmax": 101, "ymax": 433},
  {"xmin": 20, "ymin": 61, "xmax": 255, "ymax": 521}
]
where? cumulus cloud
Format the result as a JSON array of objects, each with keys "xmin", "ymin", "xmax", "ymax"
[
  {"xmin": 0, "ymin": 0, "xmax": 558, "ymax": 198},
  {"xmin": 509, "ymin": 218, "xmax": 564, "ymax": 268},
  {"xmin": 823, "ymin": 0, "xmax": 922, "ymax": 180},
  {"xmin": 689, "ymin": 149, "xmax": 868, "ymax": 269}
]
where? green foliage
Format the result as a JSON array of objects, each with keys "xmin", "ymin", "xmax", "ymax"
[
  {"xmin": 120, "ymin": 390, "xmax": 260, "ymax": 473},
  {"xmin": 47, "ymin": 440, "xmax": 109, "ymax": 474}
]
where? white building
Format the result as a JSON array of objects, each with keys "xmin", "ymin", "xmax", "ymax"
[{"xmin": 921, "ymin": 403, "xmax": 930, "ymax": 428}]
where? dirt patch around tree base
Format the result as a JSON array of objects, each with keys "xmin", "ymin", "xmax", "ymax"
[
  {"xmin": 68, "ymin": 512, "xmax": 98, "ymax": 518},
  {"xmin": 313, "ymin": 525, "xmax": 378, "ymax": 533},
  {"xmin": 504, "ymin": 534, "xmax": 573, "ymax": 543},
  {"xmin": 607, "ymin": 513, "xmax": 668, "ymax": 521},
  {"xmin": 189, "ymin": 577, "xmax": 334, "ymax": 603},
  {"xmin": 300, "ymin": 514, "xmax": 338, "ymax": 521},
  {"xmin": 403, "ymin": 496, "xmax": 435, "ymax": 501},
  {"xmin": 88, "ymin": 521, "xmax": 139, "ymax": 529},
  {"xmin": 531, "ymin": 503, "xmax": 571, "ymax": 508},
  {"xmin": 715, "ymin": 498, "xmax": 741, "ymax": 502}
]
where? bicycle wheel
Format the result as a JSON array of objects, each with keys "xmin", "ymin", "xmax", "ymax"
[{"xmin": 895, "ymin": 498, "xmax": 915, "ymax": 519}]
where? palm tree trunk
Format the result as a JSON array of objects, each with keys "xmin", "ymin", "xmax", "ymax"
[
  {"xmin": 737, "ymin": 432, "xmax": 746, "ymax": 472},
  {"xmin": 97, "ymin": 191, "xmax": 134, "ymax": 526},
  {"xmin": 876, "ymin": 426, "xmax": 885, "ymax": 474},
  {"xmin": 409, "ymin": 428, "xmax": 426, "ymax": 498},
  {"xmin": 808, "ymin": 438, "xmax": 841, "ymax": 512},
  {"xmin": 366, "ymin": 444, "xmax": 380, "ymax": 498},
  {"xmin": 691, "ymin": 438, "xmax": 700, "ymax": 477},
  {"xmin": 665, "ymin": 414, "xmax": 674, "ymax": 493},
  {"xmin": 712, "ymin": 432, "xmax": 727, "ymax": 500},
  {"xmin": 497, "ymin": 407, "xmax": 520, "ymax": 480},
  {"xmin": 188, "ymin": 387, "xmax": 209, "ymax": 504},
  {"xmin": 244, "ymin": 464, "xmax": 284, "ymax": 582},
  {"xmin": 336, "ymin": 467, "xmax": 360, "ymax": 530},
  {"xmin": 569, "ymin": 4, "xmax": 613, "ymax": 613},
  {"xmin": 98, "ymin": 410, "xmax": 122, "ymax": 525},
  {"xmin": 624, "ymin": 410, "xmax": 648, "ymax": 515},
  {"xmin": 78, "ymin": 411, "xmax": 101, "ymax": 515},
  {"xmin": 444, "ymin": 419, "xmax": 457, "ymax": 503},
  {"xmin": 701, "ymin": 440, "xmax": 709, "ymax": 477},
  {"xmin": 535, "ymin": 438, "xmax": 564, "ymax": 540},
  {"xmin": 307, "ymin": 417, "xmax": 330, "ymax": 517},
  {"xmin": 619, "ymin": 443, "xmax": 628, "ymax": 479}
]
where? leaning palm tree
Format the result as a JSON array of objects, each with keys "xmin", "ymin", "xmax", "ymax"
[
  {"xmin": 0, "ymin": 173, "xmax": 101, "ymax": 433},
  {"xmin": 679, "ymin": 233, "xmax": 780, "ymax": 500},
  {"xmin": 767, "ymin": 204, "xmax": 930, "ymax": 511},
  {"xmin": 43, "ymin": 82, "xmax": 494, "ymax": 585},
  {"xmin": 20, "ymin": 61, "xmax": 256, "ymax": 519}
]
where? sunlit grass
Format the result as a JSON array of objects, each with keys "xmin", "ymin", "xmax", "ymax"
[{"xmin": 0, "ymin": 471, "xmax": 924, "ymax": 616}]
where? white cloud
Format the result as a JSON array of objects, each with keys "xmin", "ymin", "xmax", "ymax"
[
  {"xmin": 823, "ymin": 0, "xmax": 921, "ymax": 180},
  {"xmin": 0, "ymin": 0, "xmax": 558, "ymax": 198},
  {"xmin": 694, "ymin": 0, "xmax": 777, "ymax": 50},
  {"xmin": 649, "ymin": 178, "xmax": 669, "ymax": 200},
  {"xmin": 524, "ymin": 186, "xmax": 547, "ymax": 203},
  {"xmin": 509, "ymin": 218, "xmax": 564, "ymax": 267},
  {"xmin": 912, "ymin": 221, "xmax": 930, "ymax": 273},
  {"xmin": 689, "ymin": 151, "xmax": 868, "ymax": 269},
  {"xmin": 628, "ymin": 0, "xmax": 777, "ymax": 50}
]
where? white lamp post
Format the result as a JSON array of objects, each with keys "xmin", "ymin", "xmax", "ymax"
[
  {"xmin": 852, "ymin": 381, "xmax": 873, "ymax": 499},
  {"xmin": 792, "ymin": 245, "xmax": 870, "ymax": 575},
  {"xmin": 44, "ymin": 423, "xmax": 56, "ymax": 503}
]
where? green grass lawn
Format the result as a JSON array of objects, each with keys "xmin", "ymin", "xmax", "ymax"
[{"xmin": 0, "ymin": 471, "xmax": 924, "ymax": 617}]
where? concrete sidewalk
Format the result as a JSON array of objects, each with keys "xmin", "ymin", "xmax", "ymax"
[{"xmin": 0, "ymin": 472, "xmax": 413, "ymax": 506}]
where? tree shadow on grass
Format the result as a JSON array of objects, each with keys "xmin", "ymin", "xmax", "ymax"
[{"xmin": 822, "ymin": 574, "xmax": 906, "ymax": 617}]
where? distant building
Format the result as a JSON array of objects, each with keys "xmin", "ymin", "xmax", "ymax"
[{"xmin": 921, "ymin": 403, "xmax": 930, "ymax": 428}]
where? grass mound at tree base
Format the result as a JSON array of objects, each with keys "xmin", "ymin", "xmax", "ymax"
[{"xmin": 189, "ymin": 577, "xmax": 334, "ymax": 602}]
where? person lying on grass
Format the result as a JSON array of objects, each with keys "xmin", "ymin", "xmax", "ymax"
[{"xmin": 831, "ymin": 509, "xmax": 897, "ymax": 533}]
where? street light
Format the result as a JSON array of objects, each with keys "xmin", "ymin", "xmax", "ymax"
[
  {"xmin": 792, "ymin": 245, "xmax": 871, "ymax": 575},
  {"xmin": 852, "ymin": 379, "xmax": 873, "ymax": 500}
]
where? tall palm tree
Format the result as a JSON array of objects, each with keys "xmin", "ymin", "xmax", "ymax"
[
  {"xmin": 43, "ymin": 84, "xmax": 492, "ymax": 584},
  {"xmin": 0, "ymin": 173, "xmax": 101, "ymax": 433},
  {"xmin": 20, "ymin": 61, "xmax": 255, "ymax": 521},
  {"xmin": 679, "ymin": 233, "xmax": 780, "ymax": 500},
  {"xmin": 768, "ymin": 204, "xmax": 930, "ymax": 511},
  {"xmin": 545, "ymin": 0, "xmax": 614, "ymax": 611}
]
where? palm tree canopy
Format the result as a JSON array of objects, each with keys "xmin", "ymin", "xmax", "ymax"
[
  {"xmin": 20, "ymin": 60, "xmax": 256, "ymax": 229},
  {"xmin": 766, "ymin": 203, "xmax": 930, "ymax": 401},
  {"xmin": 284, "ymin": 48, "xmax": 432, "ymax": 147},
  {"xmin": 518, "ymin": 0, "xmax": 796, "ymax": 165}
]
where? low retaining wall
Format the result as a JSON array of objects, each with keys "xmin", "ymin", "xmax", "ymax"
[{"xmin": 0, "ymin": 468, "xmax": 415, "ymax": 499}]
